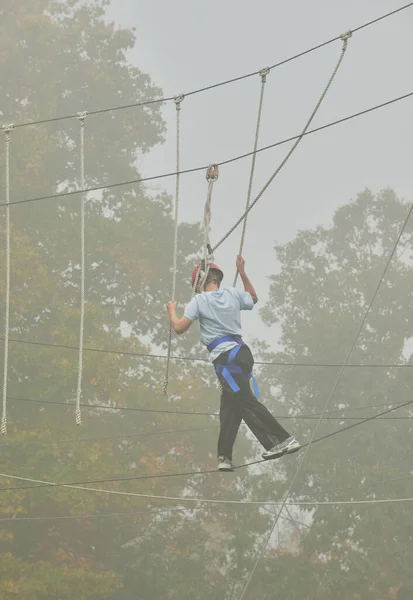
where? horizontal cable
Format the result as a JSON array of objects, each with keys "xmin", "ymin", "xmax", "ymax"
[
  {"xmin": 6, "ymin": 394, "xmax": 412, "ymax": 420},
  {"xmin": 7, "ymin": 2, "xmax": 413, "ymax": 131},
  {"xmin": 1, "ymin": 398, "xmax": 411, "ymax": 493},
  {"xmin": 4, "ymin": 336, "xmax": 413, "ymax": 369},
  {"xmin": 1, "ymin": 470, "xmax": 412, "ymax": 507},
  {"xmin": 0, "ymin": 399, "xmax": 411, "ymax": 451},
  {"xmin": 0, "ymin": 91, "xmax": 411, "ymax": 210}
]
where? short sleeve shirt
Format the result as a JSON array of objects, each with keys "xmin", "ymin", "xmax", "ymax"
[{"xmin": 184, "ymin": 287, "xmax": 254, "ymax": 361}]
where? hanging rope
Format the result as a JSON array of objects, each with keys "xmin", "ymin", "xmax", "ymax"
[
  {"xmin": 192, "ymin": 164, "xmax": 219, "ymax": 296},
  {"xmin": 75, "ymin": 112, "xmax": 87, "ymax": 426},
  {"xmin": 1, "ymin": 125, "xmax": 14, "ymax": 435},
  {"xmin": 214, "ymin": 31, "xmax": 352, "ymax": 254},
  {"xmin": 233, "ymin": 67, "xmax": 269, "ymax": 286},
  {"xmin": 163, "ymin": 95, "xmax": 184, "ymax": 397}
]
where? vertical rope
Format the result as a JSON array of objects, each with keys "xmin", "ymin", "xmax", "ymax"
[
  {"xmin": 1, "ymin": 125, "xmax": 14, "ymax": 435},
  {"xmin": 75, "ymin": 112, "xmax": 87, "ymax": 425},
  {"xmin": 214, "ymin": 31, "xmax": 352, "ymax": 254},
  {"xmin": 233, "ymin": 68, "xmax": 269, "ymax": 287},
  {"xmin": 191, "ymin": 165, "xmax": 219, "ymax": 297},
  {"xmin": 163, "ymin": 94, "xmax": 184, "ymax": 397},
  {"xmin": 237, "ymin": 32, "xmax": 353, "ymax": 600}
]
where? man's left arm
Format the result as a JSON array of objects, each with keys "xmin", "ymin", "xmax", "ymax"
[{"xmin": 167, "ymin": 301, "xmax": 193, "ymax": 334}]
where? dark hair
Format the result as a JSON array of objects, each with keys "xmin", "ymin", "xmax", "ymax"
[{"xmin": 204, "ymin": 268, "xmax": 223, "ymax": 287}]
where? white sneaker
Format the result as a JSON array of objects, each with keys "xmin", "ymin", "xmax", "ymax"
[
  {"xmin": 262, "ymin": 436, "xmax": 300, "ymax": 460},
  {"xmin": 261, "ymin": 445, "xmax": 284, "ymax": 460},
  {"xmin": 277, "ymin": 436, "xmax": 301, "ymax": 455},
  {"xmin": 218, "ymin": 456, "xmax": 234, "ymax": 472}
]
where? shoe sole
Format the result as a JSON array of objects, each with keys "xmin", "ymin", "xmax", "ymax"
[
  {"xmin": 262, "ymin": 445, "xmax": 301, "ymax": 460},
  {"xmin": 262, "ymin": 451, "xmax": 284, "ymax": 461},
  {"xmin": 284, "ymin": 444, "xmax": 300, "ymax": 455}
]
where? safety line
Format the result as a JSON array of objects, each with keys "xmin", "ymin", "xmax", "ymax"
[
  {"xmin": 1, "ymin": 398, "xmax": 412, "ymax": 452},
  {"xmin": 1, "ymin": 470, "xmax": 413, "ymax": 507},
  {"xmin": 6, "ymin": 394, "xmax": 412, "ymax": 420},
  {"xmin": 1, "ymin": 397, "xmax": 411, "ymax": 493},
  {"xmin": 6, "ymin": 2, "xmax": 413, "ymax": 131},
  {"xmin": 3, "ymin": 335, "xmax": 413, "ymax": 369},
  {"xmin": 214, "ymin": 30, "xmax": 352, "ymax": 252},
  {"xmin": 0, "ymin": 91, "xmax": 411, "ymax": 210}
]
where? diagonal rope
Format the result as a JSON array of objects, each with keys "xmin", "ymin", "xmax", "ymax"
[
  {"xmin": 1, "ymin": 125, "xmax": 14, "ymax": 435},
  {"xmin": 213, "ymin": 31, "xmax": 352, "ymax": 254},
  {"xmin": 1, "ymin": 92, "xmax": 412, "ymax": 212},
  {"xmin": 75, "ymin": 112, "xmax": 88, "ymax": 426},
  {"xmin": 163, "ymin": 95, "xmax": 184, "ymax": 396},
  {"xmin": 234, "ymin": 68, "xmax": 269, "ymax": 286},
  {"xmin": 237, "ymin": 200, "xmax": 413, "ymax": 599}
]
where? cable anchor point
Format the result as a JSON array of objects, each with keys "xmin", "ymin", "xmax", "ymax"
[
  {"xmin": 340, "ymin": 30, "xmax": 352, "ymax": 42},
  {"xmin": 206, "ymin": 164, "xmax": 219, "ymax": 183},
  {"xmin": 174, "ymin": 94, "xmax": 185, "ymax": 110},
  {"xmin": 259, "ymin": 67, "xmax": 270, "ymax": 83}
]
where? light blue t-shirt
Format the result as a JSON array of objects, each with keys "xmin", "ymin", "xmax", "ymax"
[{"xmin": 184, "ymin": 287, "xmax": 254, "ymax": 362}]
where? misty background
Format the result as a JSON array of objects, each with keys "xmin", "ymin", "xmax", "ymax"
[
  {"xmin": 0, "ymin": 1, "xmax": 413, "ymax": 599},
  {"xmin": 107, "ymin": 0, "xmax": 413, "ymax": 351}
]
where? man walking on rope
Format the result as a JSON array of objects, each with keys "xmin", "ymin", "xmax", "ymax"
[{"xmin": 167, "ymin": 256, "xmax": 300, "ymax": 471}]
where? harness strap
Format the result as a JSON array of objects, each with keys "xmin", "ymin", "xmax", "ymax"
[{"xmin": 208, "ymin": 335, "xmax": 260, "ymax": 398}]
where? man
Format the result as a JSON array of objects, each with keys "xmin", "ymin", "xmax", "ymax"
[{"xmin": 166, "ymin": 256, "xmax": 300, "ymax": 472}]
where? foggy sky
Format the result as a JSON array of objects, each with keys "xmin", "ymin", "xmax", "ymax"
[{"xmin": 106, "ymin": 0, "xmax": 413, "ymax": 352}]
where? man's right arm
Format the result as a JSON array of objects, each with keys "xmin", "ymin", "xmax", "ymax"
[{"xmin": 236, "ymin": 256, "xmax": 258, "ymax": 304}]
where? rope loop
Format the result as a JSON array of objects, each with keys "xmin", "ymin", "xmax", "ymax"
[
  {"xmin": 340, "ymin": 30, "xmax": 353, "ymax": 42},
  {"xmin": 259, "ymin": 67, "xmax": 270, "ymax": 83},
  {"xmin": 174, "ymin": 94, "xmax": 185, "ymax": 110},
  {"xmin": 206, "ymin": 164, "xmax": 219, "ymax": 183},
  {"xmin": 77, "ymin": 111, "xmax": 88, "ymax": 122},
  {"xmin": 3, "ymin": 124, "xmax": 15, "ymax": 134}
]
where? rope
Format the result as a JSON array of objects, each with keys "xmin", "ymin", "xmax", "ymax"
[
  {"xmin": 234, "ymin": 68, "xmax": 269, "ymax": 286},
  {"xmin": 75, "ymin": 112, "xmax": 88, "ymax": 426},
  {"xmin": 1, "ymin": 125, "xmax": 13, "ymax": 435},
  {"xmin": 7, "ymin": 2, "xmax": 413, "ymax": 131},
  {"xmin": 2, "ymin": 470, "xmax": 413, "ymax": 507},
  {"xmin": 5, "ymin": 394, "xmax": 412, "ymax": 419},
  {"xmin": 2, "ymin": 396, "xmax": 412, "ymax": 493},
  {"xmin": 4, "ymin": 334, "xmax": 413, "ymax": 369},
  {"xmin": 192, "ymin": 165, "xmax": 219, "ymax": 296},
  {"xmin": 237, "ymin": 198, "xmax": 413, "ymax": 600},
  {"xmin": 214, "ymin": 32, "xmax": 352, "ymax": 254},
  {"xmin": 1, "ymin": 90, "xmax": 412, "ymax": 211},
  {"xmin": 163, "ymin": 94, "xmax": 184, "ymax": 396}
]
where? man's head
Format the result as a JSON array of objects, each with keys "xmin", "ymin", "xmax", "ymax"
[{"xmin": 191, "ymin": 263, "xmax": 223, "ymax": 293}]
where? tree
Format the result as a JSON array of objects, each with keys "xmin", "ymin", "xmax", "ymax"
[
  {"xmin": 0, "ymin": 2, "xmax": 275, "ymax": 598},
  {"xmin": 242, "ymin": 188, "xmax": 413, "ymax": 599}
]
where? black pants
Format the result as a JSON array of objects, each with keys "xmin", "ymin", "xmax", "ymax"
[{"xmin": 213, "ymin": 345, "xmax": 290, "ymax": 460}]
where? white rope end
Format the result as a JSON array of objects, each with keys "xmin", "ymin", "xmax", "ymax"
[{"xmin": 1, "ymin": 417, "xmax": 7, "ymax": 435}]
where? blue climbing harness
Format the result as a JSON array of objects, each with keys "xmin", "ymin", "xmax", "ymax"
[{"xmin": 207, "ymin": 335, "xmax": 260, "ymax": 398}]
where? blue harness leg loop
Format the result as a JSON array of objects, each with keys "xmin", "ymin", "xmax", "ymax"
[{"xmin": 207, "ymin": 335, "xmax": 260, "ymax": 398}]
